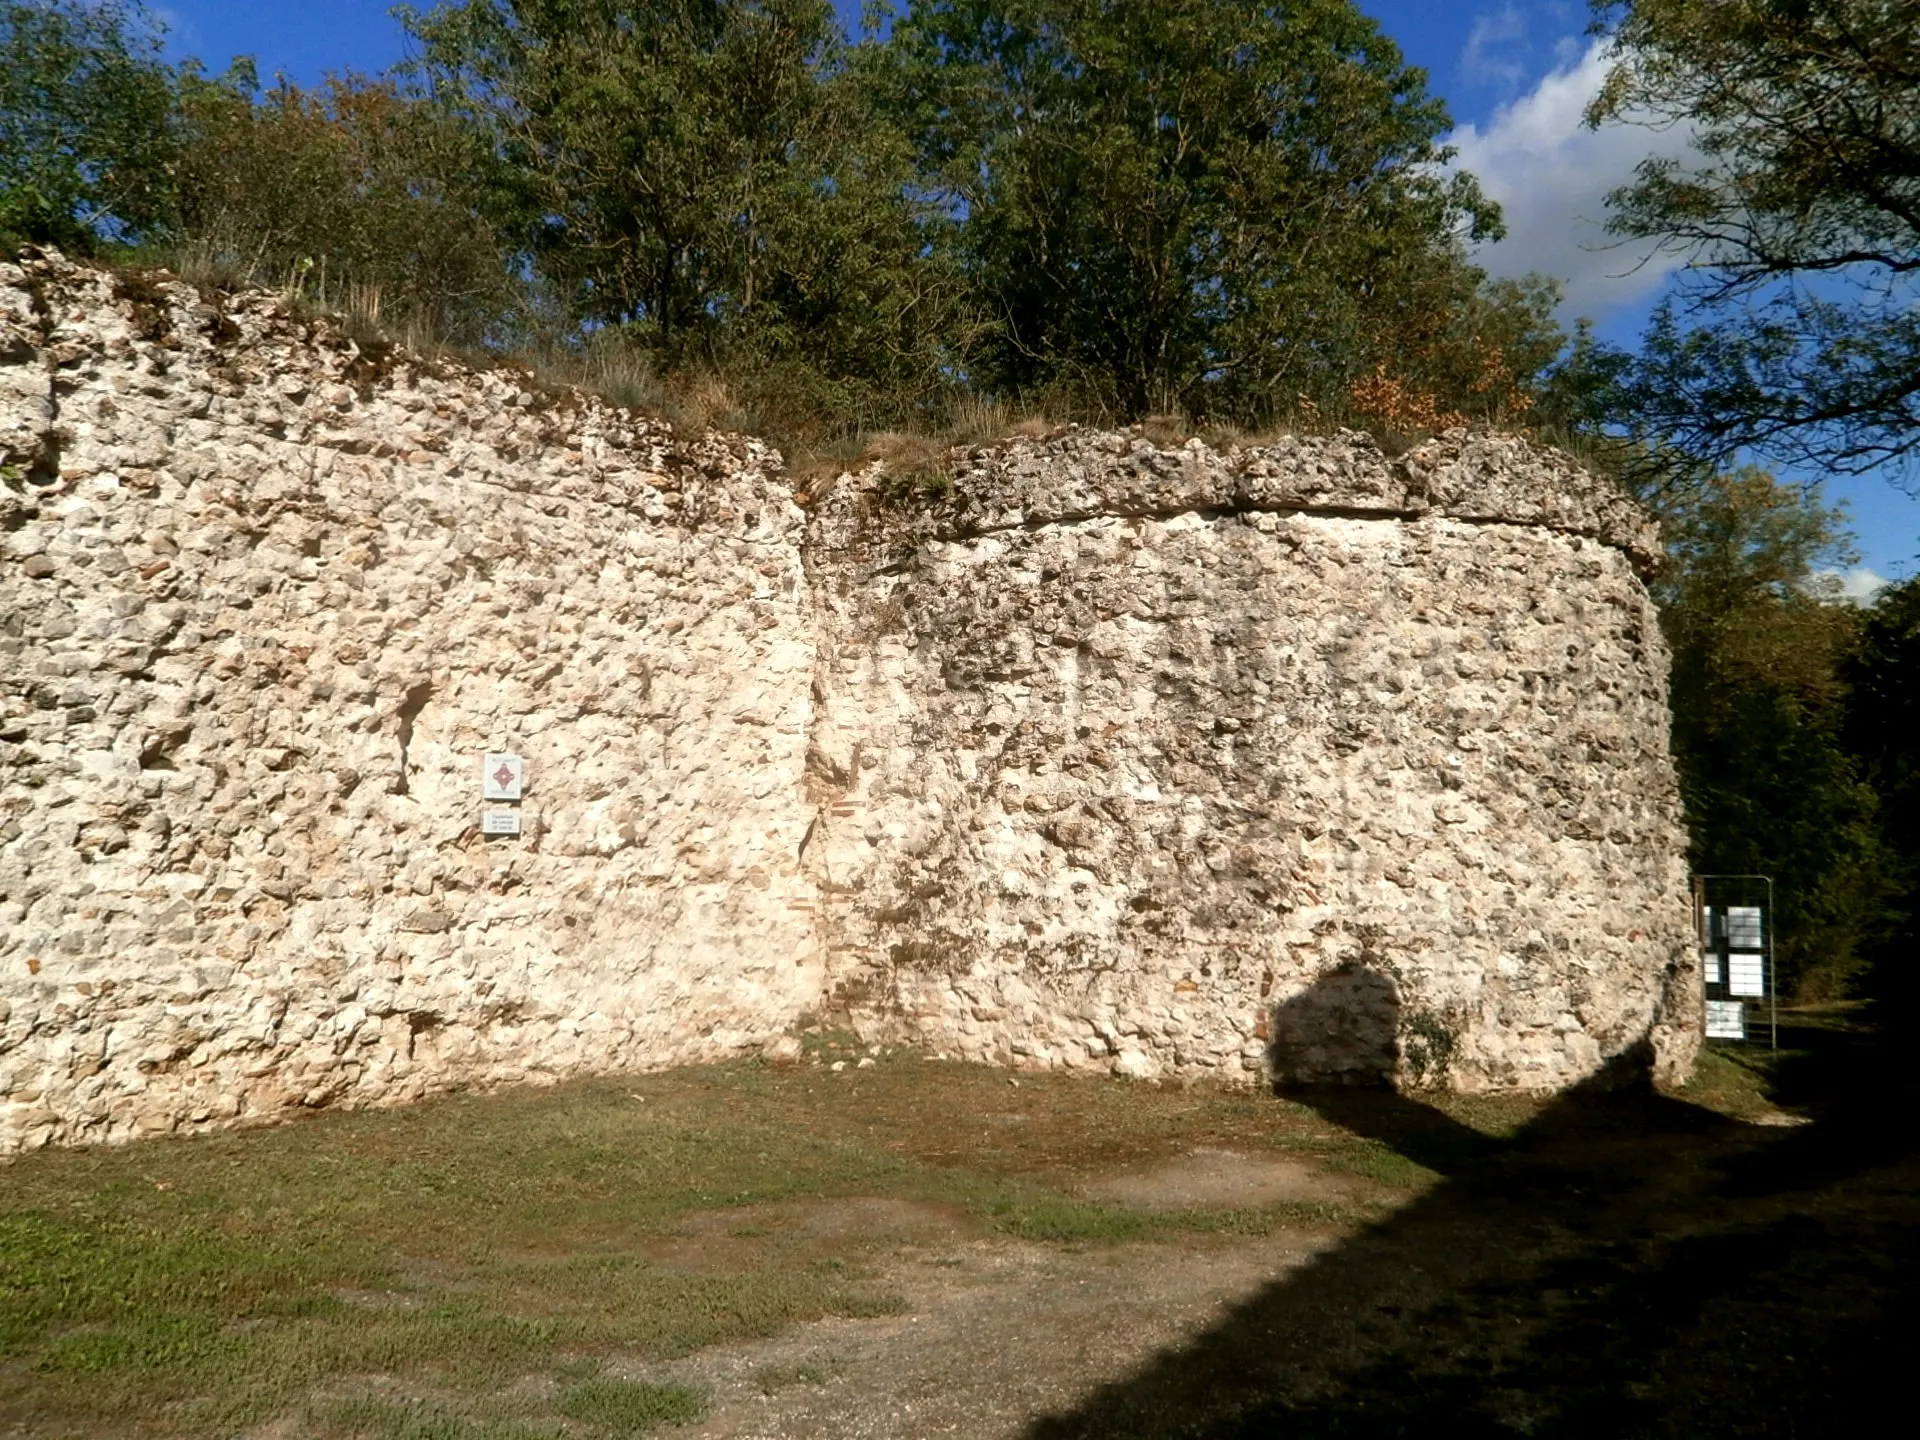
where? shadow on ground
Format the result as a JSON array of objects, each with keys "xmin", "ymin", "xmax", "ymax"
[{"xmin": 1028, "ymin": 968, "xmax": 1920, "ymax": 1439}]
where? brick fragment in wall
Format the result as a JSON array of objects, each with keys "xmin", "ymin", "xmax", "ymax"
[{"xmin": 0, "ymin": 252, "xmax": 1697, "ymax": 1153}]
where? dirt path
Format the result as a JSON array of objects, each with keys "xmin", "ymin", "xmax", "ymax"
[{"xmin": 624, "ymin": 1151, "xmax": 1361, "ymax": 1439}]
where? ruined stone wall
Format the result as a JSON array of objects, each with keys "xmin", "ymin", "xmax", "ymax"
[
  {"xmin": 1, "ymin": 256, "xmax": 820, "ymax": 1151},
  {"xmin": 0, "ymin": 255, "xmax": 1699, "ymax": 1153},
  {"xmin": 806, "ymin": 432, "xmax": 1700, "ymax": 1092}
]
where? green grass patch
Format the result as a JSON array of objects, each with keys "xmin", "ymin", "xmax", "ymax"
[
  {"xmin": 1677, "ymin": 1042, "xmax": 1808, "ymax": 1122},
  {"xmin": 0, "ymin": 1057, "xmax": 1425, "ymax": 1436},
  {"xmin": 557, "ymin": 1377, "xmax": 706, "ymax": 1432},
  {"xmin": 313, "ymin": 1397, "xmax": 568, "ymax": 1440}
]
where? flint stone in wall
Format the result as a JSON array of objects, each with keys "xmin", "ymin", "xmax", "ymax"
[{"xmin": 0, "ymin": 252, "xmax": 1699, "ymax": 1154}]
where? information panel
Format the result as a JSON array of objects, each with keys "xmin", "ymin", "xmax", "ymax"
[
  {"xmin": 1727, "ymin": 906, "xmax": 1764, "ymax": 949},
  {"xmin": 1705, "ymin": 1000, "xmax": 1747, "ymax": 1040}
]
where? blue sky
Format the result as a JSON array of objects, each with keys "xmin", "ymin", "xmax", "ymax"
[{"xmin": 150, "ymin": 0, "xmax": 1917, "ymax": 585}]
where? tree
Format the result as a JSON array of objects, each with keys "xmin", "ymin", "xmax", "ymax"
[
  {"xmin": 398, "ymin": 0, "xmax": 959, "ymax": 418},
  {"xmin": 399, "ymin": 0, "xmax": 837, "ymax": 352},
  {"xmin": 882, "ymin": 0, "xmax": 1535, "ymax": 423},
  {"xmin": 0, "ymin": 0, "xmax": 177, "ymax": 250},
  {"xmin": 1588, "ymin": 1, "xmax": 1920, "ymax": 481},
  {"xmin": 1642, "ymin": 464, "xmax": 1890, "ymax": 1000},
  {"xmin": 1847, "ymin": 574, "xmax": 1920, "ymax": 1006},
  {"xmin": 1851, "ymin": 576, "xmax": 1920, "ymax": 859},
  {"xmin": 167, "ymin": 64, "xmax": 516, "ymax": 346}
]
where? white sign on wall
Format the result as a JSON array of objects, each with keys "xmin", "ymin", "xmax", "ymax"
[
  {"xmin": 482, "ymin": 753, "xmax": 525, "ymax": 801},
  {"xmin": 481, "ymin": 809, "xmax": 523, "ymax": 836}
]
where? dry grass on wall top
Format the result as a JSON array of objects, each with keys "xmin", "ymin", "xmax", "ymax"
[{"xmin": 76, "ymin": 250, "xmax": 1603, "ymax": 500}]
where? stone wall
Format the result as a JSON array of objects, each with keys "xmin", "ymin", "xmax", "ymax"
[
  {"xmin": 0, "ymin": 254, "xmax": 1699, "ymax": 1153},
  {"xmin": 1, "ymin": 255, "xmax": 821, "ymax": 1150},
  {"xmin": 806, "ymin": 432, "xmax": 1699, "ymax": 1092}
]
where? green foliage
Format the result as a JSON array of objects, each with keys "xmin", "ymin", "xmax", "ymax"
[
  {"xmin": 1589, "ymin": 0, "xmax": 1920, "ymax": 480},
  {"xmin": 882, "ymin": 0, "xmax": 1539, "ymax": 425},
  {"xmin": 398, "ymin": 0, "xmax": 836, "ymax": 349},
  {"xmin": 1851, "ymin": 577, "xmax": 1920, "ymax": 862},
  {"xmin": 1397, "ymin": 1010, "xmax": 1458, "ymax": 1087},
  {"xmin": 1847, "ymin": 575, "xmax": 1920, "ymax": 1006},
  {"xmin": 1635, "ymin": 465, "xmax": 1891, "ymax": 1000},
  {"xmin": 397, "ymin": 0, "xmax": 964, "ymax": 428},
  {"xmin": 0, "ymin": 2, "xmax": 516, "ymax": 342},
  {"xmin": 2, "ymin": 0, "xmax": 1577, "ymax": 449},
  {"xmin": 166, "ymin": 65, "xmax": 516, "ymax": 345},
  {"xmin": 0, "ymin": 0, "xmax": 176, "ymax": 249}
]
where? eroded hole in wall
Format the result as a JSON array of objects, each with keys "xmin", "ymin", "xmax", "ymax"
[
  {"xmin": 139, "ymin": 726, "xmax": 190, "ymax": 771},
  {"xmin": 25, "ymin": 432, "xmax": 62, "ymax": 489},
  {"xmin": 392, "ymin": 682, "xmax": 433, "ymax": 796},
  {"xmin": 406, "ymin": 1010, "xmax": 443, "ymax": 1060}
]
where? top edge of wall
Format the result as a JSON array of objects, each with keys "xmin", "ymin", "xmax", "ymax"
[
  {"xmin": 817, "ymin": 426, "xmax": 1663, "ymax": 574},
  {"xmin": 0, "ymin": 248, "xmax": 778, "ymax": 478},
  {"xmin": 3, "ymin": 249, "xmax": 1657, "ymax": 571}
]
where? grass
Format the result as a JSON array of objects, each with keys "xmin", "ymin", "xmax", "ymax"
[
  {"xmin": 749, "ymin": 1358, "xmax": 839, "ymax": 1395},
  {"xmin": 1024, "ymin": 1016, "xmax": 1917, "ymax": 1439},
  {"xmin": 1673, "ymin": 1043, "xmax": 1797, "ymax": 1121},
  {"xmin": 556, "ymin": 1378, "xmax": 706, "ymax": 1431},
  {"xmin": 0, "ymin": 1042, "xmax": 1791, "ymax": 1439},
  {"xmin": 315, "ymin": 1397, "xmax": 570, "ymax": 1440},
  {"xmin": 0, "ymin": 1052, "xmax": 1407, "ymax": 1437}
]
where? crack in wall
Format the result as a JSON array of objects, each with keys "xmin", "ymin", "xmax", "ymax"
[{"xmin": 392, "ymin": 682, "xmax": 433, "ymax": 796}]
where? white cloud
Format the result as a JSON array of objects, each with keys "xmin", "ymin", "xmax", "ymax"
[
  {"xmin": 1447, "ymin": 39, "xmax": 1701, "ymax": 321},
  {"xmin": 1460, "ymin": 6, "xmax": 1528, "ymax": 92},
  {"xmin": 1814, "ymin": 567, "xmax": 1891, "ymax": 604}
]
